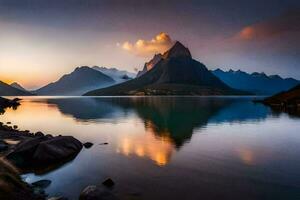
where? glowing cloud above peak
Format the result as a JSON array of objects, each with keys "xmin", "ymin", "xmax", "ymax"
[{"xmin": 121, "ymin": 32, "xmax": 175, "ymax": 57}]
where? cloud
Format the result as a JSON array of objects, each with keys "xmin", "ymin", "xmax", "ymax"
[
  {"xmin": 235, "ymin": 9, "xmax": 300, "ymax": 41},
  {"xmin": 121, "ymin": 32, "xmax": 175, "ymax": 57}
]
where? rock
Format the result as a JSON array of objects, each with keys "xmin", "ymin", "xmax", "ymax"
[
  {"xmin": 102, "ymin": 178, "xmax": 115, "ymax": 188},
  {"xmin": 45, "ymin": 134, "xmax": 53, "ymax": 138},
  {"xmin": 35, "ymin": 131, "xmax": 44, "ymax": 137},
  {"xmin": 99, "ymin": 143, "xmax": 108, "ymax": 145},
  {"xmin": 0, "ymin": 158, "xmax": 42, "ymax": 200},
  {"xmin": 13, "ymin": 125, "xmax": 18, "ymax": 130},
  {"xmin": 83, "ymin": 142, "xmax": 93, "ymax": 149},
  {"xmin": 6, "ymin": 136, "xmax": 83, "ymax": 170},
  {"xmin": 7, "ymin": 122, "xmax": 11, "ymax": 124},
  {"xmin": 0, "ymin": 140, "xmax": 8, "ymax": 152},
  {"xmin": 32, "ymin": 179, "xmax": 51, "ymax": 189},
  {"xmin": 48, "ymin": 196, "xmax": 68, "ymax": 200},
  {"xmin": 79, "ymin": 185, "xmax": 118, "ymax": 200}
]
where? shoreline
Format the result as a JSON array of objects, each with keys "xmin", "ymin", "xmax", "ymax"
[{"xmin": 0, "ymin": 97, "xmax": 115, "ymax": 200}]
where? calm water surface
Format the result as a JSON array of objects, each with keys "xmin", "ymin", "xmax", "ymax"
[{"xmin": 1, "ymin": 97, "xmax": 300, "ymax": 200}]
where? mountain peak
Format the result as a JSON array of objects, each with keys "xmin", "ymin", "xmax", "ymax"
[
  {"xmin": 163, "ymin": 41, "xmax": 192, "ymax": 59},
  {"xmin": 10, "ymin": 82, "xmax": 27, "ymax": 92},
  {"xmin": 74, "ymin": 66, "xmax": 91, "ymax": 72}
]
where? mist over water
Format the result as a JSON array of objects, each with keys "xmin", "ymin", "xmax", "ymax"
[{"xmin": 1, "ymin": 97, "xmax": 300, "ymax": 200}]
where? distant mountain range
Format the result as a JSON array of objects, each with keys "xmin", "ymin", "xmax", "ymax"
[
  {"xmin": 1, "ymin": 45, "xmax": 299, "ymax": 97},
  {"xmin": 85, "ymin": 41, "xmax": 246, "ymax": 96},
  {"xmin": 92, "ymin": 66, "xmax": 135, "ymax": 83},
  {"xmin": 212, "ymin": 69, "xmax": 300, "ymax": 95},
  {"xmin": 34, "ymin": 66, "xmax": 115, "ymax": 96},
  {"xmin": 0, "ymin": 81, "xmax": 32, "ymax": 96}
]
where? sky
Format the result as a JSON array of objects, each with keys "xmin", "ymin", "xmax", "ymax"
[{"xmin": 0, "ymin": 0, "xmax": 299, "ymax": 89}]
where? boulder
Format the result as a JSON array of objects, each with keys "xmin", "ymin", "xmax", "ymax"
[
  {"xmin": 35, "ymin": 132, "xmax": 44, "ymax": 137},
  {"xmin": 79, "ymin": 185, "xmax": 118, "ymax": 200},
  {"xmin": 102, "ymin": 178, "xmax": 115, "ymax": 188},
  {"xmin": 6, "ymin": 136, "xmax": 82, "ymax": 170},
  {"xmin": 48, "ymin": 196, "xmax": 68, "ymax": 200},
  {"xmin": 83, "ymin": 142, "xmax": 93, "ymax": 149},
  {"xmin": 0, "ymin": 140, "xmax": 8, "ymax": 152},
  {"xmin": 31, "ymin": 180, "xmax": 51, "ymax": 189}
]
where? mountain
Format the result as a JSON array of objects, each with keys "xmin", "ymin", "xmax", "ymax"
[
  {"xmin": 261, "ymin": 84, "xmax": 300, "ymax": 116},
  {"xmin": 10, "ymin": 82, "xmax": 27, "ymax": 92},
  {"xmin": 85, "ymin": 42, "xmax": 246, "ymax": 96},
  {"xmin": 212, "ymin": 69, "xmax": 300, "ymax": 95},
  {"xmin": 35, "ymin": 66, "xmax": 115, "ymax": 96},
  {"xmin": 92, "ymin": 66, "xmax": 135, "ymax": 83},
  {"xmin": 136, "ymin": 54, "xmax": 163, "ymax": 77},
  {"xmin": 0, "ymin": 81, "xmax": 32, "ymax": 96}
]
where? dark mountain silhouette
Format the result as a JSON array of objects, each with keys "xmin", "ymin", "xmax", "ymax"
[
  {"xmin": 92, "ymin": 66, "xmax": 135, "ymax": 83},
  {"xmin": 35, "ymin": 66, "xmax": 115, "ymax": 96},
  {"xmin": 0, "ymin": 81, "xmax": 32, "ymax": 96},
  {"xmin": 85, "ymin": 42, "xmax": 246, "ymax": 96},
  {"xmin": 261, "ymin": 84, "xmax": 300, "ymax": 116},
  {"xmin": 10, "ymin": 82, "xmax": 27, "ymax": 92},
  {"xmin": 212, "ymin": 69, "xmax": 299, "ymax": 95}
]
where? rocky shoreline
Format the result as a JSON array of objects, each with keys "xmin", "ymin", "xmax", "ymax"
[
  {"xmin": 0, "ymin": 97, "xmax": 117, "ymax": 200},
  {"xmin": 0, "ymin": 97, "xmax": 20, "ymax": 114}
]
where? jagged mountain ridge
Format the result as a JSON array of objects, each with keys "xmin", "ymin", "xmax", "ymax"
[
  {"xmin": 212, "ymin": 69, "xmax": 300, "ymax": 95},
  {"xmin": 137, "ymin": 54, "xmax": 163, "ymax": 77}
]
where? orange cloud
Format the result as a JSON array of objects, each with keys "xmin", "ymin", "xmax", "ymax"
[
  {"xmin": 238, "ymin": 26, "xmax": 256, "ymax": 40},
  {"xmin": 121, "ymin": 32, "xmax": 174, "ymax": 57},
  {"xmin": 236, "ymin": 10, "xmax": 300, "ymax": 41}
]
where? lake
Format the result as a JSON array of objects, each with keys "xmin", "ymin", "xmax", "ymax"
[{"xmin": 1, "ymin": 96, "xmax": 300, "ymax": 200}]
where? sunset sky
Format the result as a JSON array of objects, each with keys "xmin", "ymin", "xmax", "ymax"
[{"xmin": 0, "ymin": 0, "xmax": 299, "ymax": 89}]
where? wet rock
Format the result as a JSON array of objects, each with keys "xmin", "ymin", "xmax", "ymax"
[
  {"xmin": 0, "ymin": 158, "xmax": 42, "ymax": 200},
  {"xmin": 45, "ymin": 134, "xmax": 53, "ymax": 138},
  {"xmin": 83, "ymin": 142, "xmax": 93, "ymax": 149},
  {"xmin": 6, "ymin": 136, "xmax": 83, "ymax": 170},
  {"xmin": 48, "ymin": 196, "xmax": 68, "ymax": 200},
  {"xmin": 32, "ymin": 180, "xmax": 51, "ymax": 189},
  {"xmin": 32, "ymin": 186, "xmax": 47, "ymax": 198},
  {"xmin": 79, "ymin": 185, "xmax": 118, "ymax": 200},
  {"xmin": 102, "ymin": 178, "xmax": 115, "ymax": 188},
  {"xmin": 35, "ymin": 131, "xmax": 44, "ymax": 137},
  {"xmin": 0, "ymin": 140, "xmax": 9, "ymax": 152}
]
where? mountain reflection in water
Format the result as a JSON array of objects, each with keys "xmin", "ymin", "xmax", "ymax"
[
  {"xmin": 2, "ymin": 97, "xmax": 300, "ymax": 200},
  {"xmin": 41, "ymin": 97, "xmax": 270, "ymax": 166}
]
